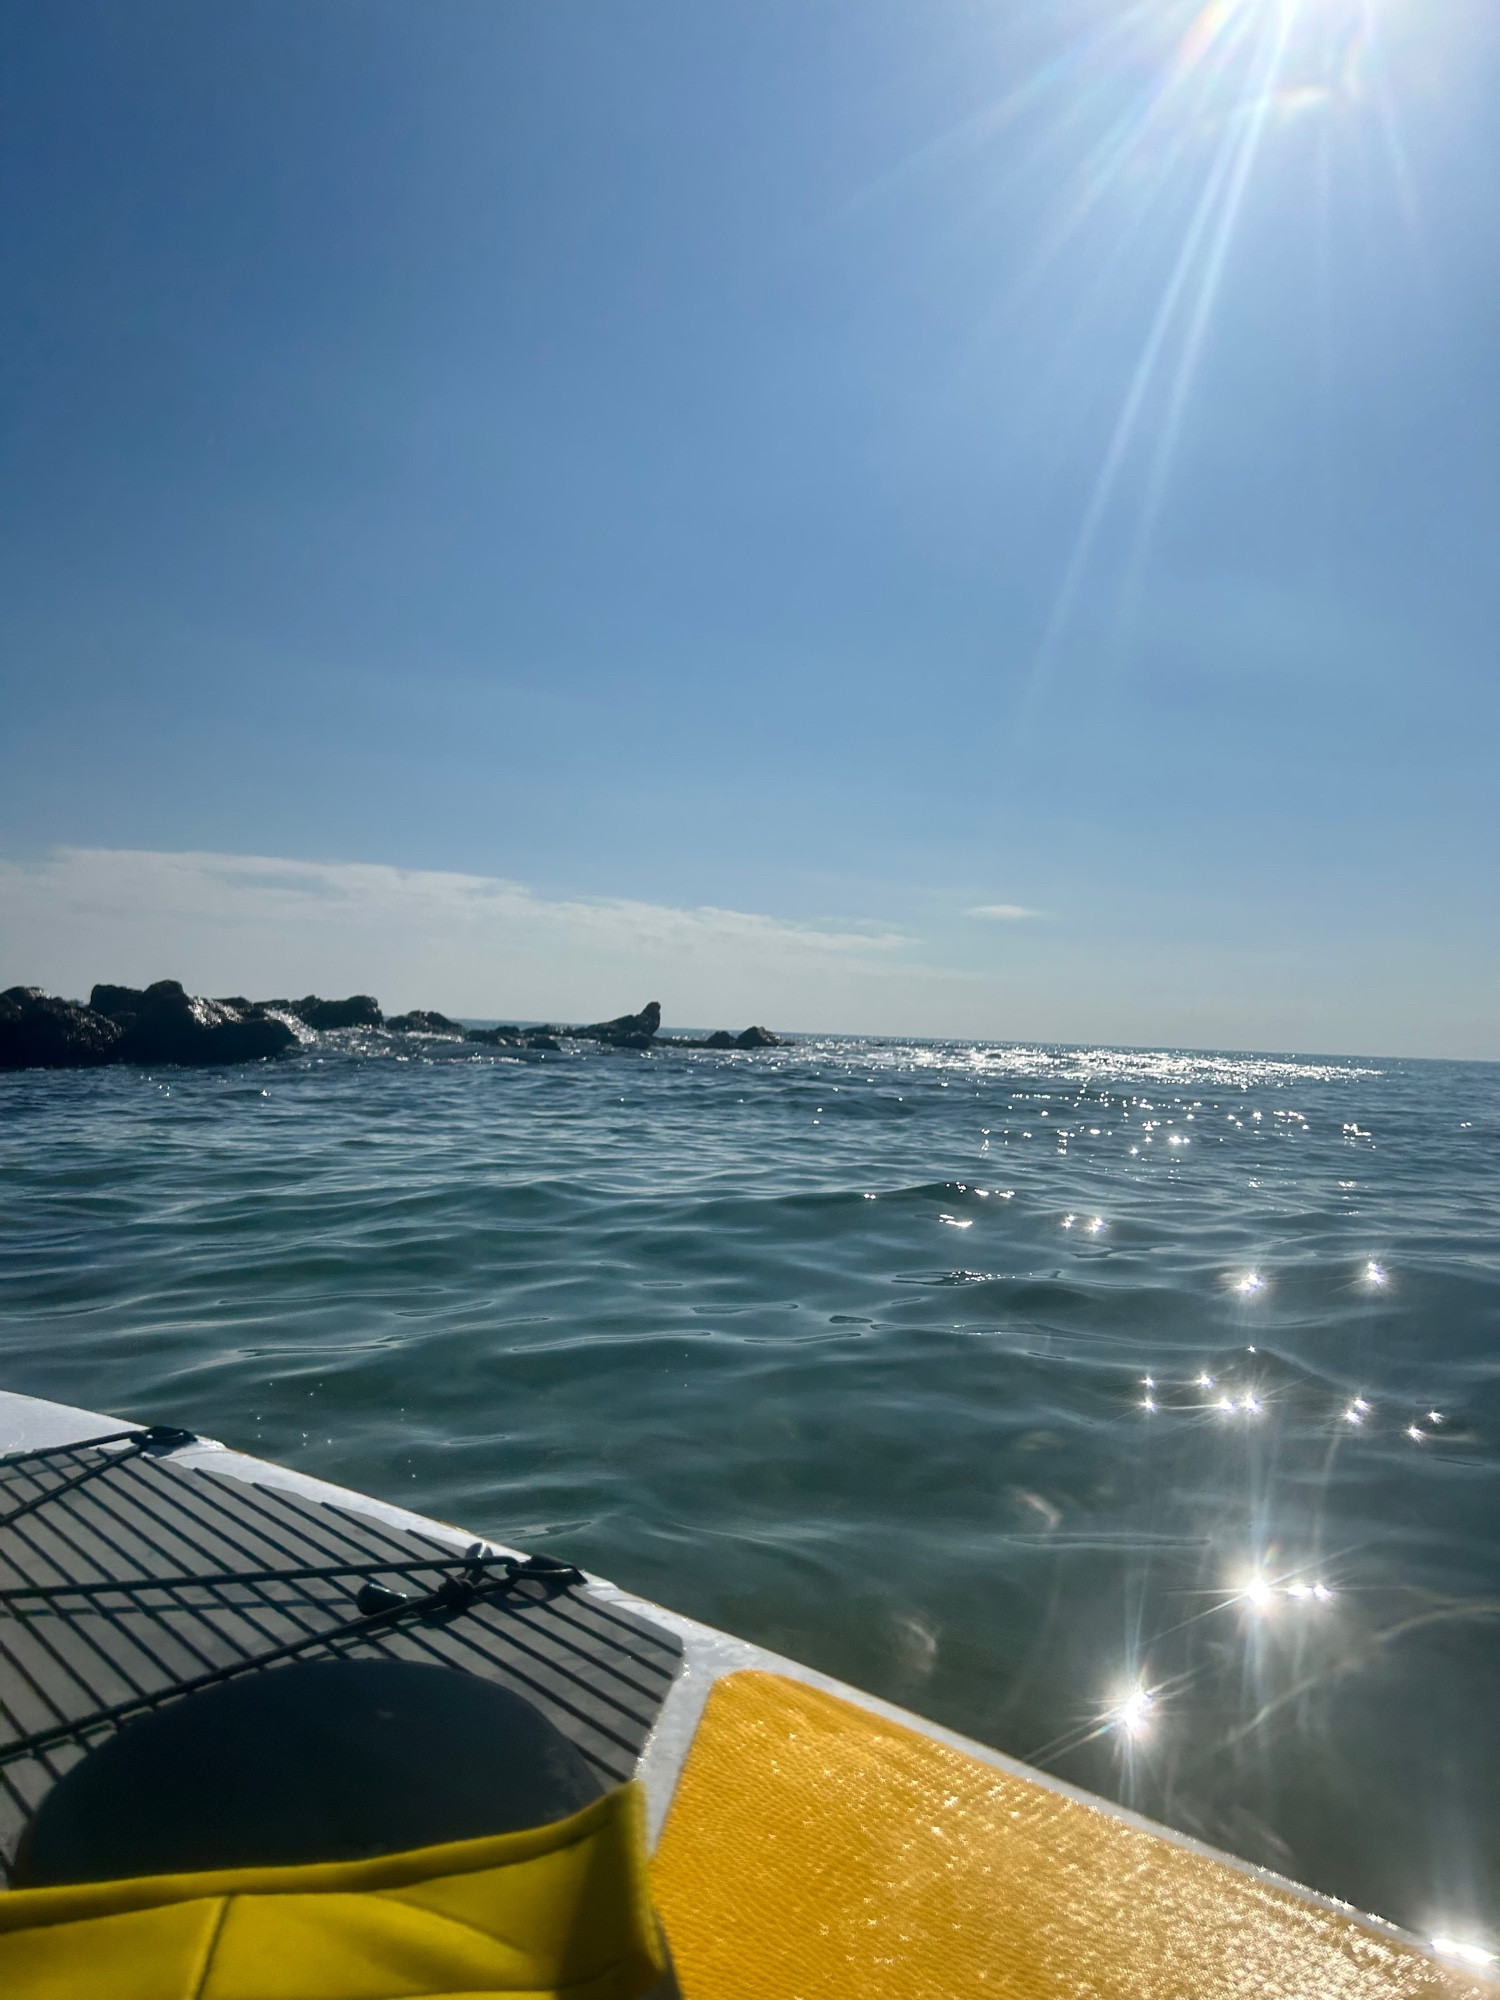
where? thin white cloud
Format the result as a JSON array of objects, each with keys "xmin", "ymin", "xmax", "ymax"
[
  {"xmin": 966, "ymin": 903, "xmax": 1042, "ymax": 921},
  {"xmin": 0, "ymin": 847, "xmax": 957, "ymax": 1028}
]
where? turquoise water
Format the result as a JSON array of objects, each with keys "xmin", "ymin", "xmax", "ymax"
[{"xmin": 3, "ymin": 1033, "xmax": 1498, "ymax": 1938}]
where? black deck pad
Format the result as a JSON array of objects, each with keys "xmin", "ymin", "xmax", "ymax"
[{"xmin": 0, "ymin": 1433, "xmax": 682, "ymax": 1886}]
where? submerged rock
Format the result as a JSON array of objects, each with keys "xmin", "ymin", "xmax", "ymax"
[
  {"xmin": 261, "ymin": 994, "xmax": 383, "ymax": 1031},
  {"xmin": 91, "ymin": 982, "xmax": 297, "ymax": 1065},
  {"xmin": 387, "ymin": 1010, "xmax": 464, "ymax": 1035},
  {"xmin": 0, "ymin": 988, "xmax": 123, "ymax": 1070}
]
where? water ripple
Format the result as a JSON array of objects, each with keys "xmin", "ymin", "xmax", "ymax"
[{"xmin": 2, "ymin": 1034, "xmax": 1499, "ymax": 1934}]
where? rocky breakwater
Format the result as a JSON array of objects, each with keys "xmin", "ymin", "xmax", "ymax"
[
  {"xmin": 675, "ymin": 1025, "xmax": 783, "ymax": 1050},
  {"xmin": 259, "ymin": 994, "xmax": 383, "ymax": 1031},
  {"xmin": 463, "ymin": 1003, "xmax": 786, "ymax": 1053},
  {"xmin": 2, "ymin": 984, "xmax": 788, "ymax": 1069},
  {"xmin": 464, "ymin": 1001, "xmax": 662, "ymax": 1051},
  {"xmin": 1, "ymin": 982, "xmax": 297, "ymax": 1070}
]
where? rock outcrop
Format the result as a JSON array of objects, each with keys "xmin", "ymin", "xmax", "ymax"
[
  {"xmin": 0, "ymin": 988, "xmax": 123, "ymax": 1069},
  {"xmin": 577, "ymin": 1001, "xmax": 662, "ymax": 1049},
  {"xmin": 2, "ymin": 984, "xmax": 785, "ymax": 1070},
  {"xmin": 261, "ymin": 994, "xmax": 383, "ymax": 1030},
  {"xmin": 386, "ymin": 1010, "xmax": 464, "ymax": 1035},
  {"xmin": 665, "ymin": 1024, "xmax": 785, "ymax": 1050},
  {"xmin": 465, "ymin": 1002, "xmax": 662, "ymax": 1051},
  {"xmin": 463, "ymin": 1025, "xmax": 562, "ymax": 1051},
  {"xmin": 91, "ymin": 983, "xmax": 298, "ymax": 1065},
  {"xmin": 733, "ymin": 1024, "xmax": 782, "ymax": 1048},
  {"xmin": 1, "ymin": 983, "xmax": 296, "ymax": 1070}
]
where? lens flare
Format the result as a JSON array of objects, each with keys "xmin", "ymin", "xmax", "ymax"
[
  {"xmin": 1016, "ymin": 0, "xmax": 1427, "ymax": 689},
  {"xmin": 1109, "ymin": 1684, "xmax": 1156, "ymax": 1738}
]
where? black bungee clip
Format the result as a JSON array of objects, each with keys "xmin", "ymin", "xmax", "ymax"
[{"xmin": 352, "ymin": 1541, "xmax": 582, "ymax": 1621}]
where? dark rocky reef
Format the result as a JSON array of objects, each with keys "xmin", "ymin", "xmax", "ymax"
[
  {"xmin": 386, "ymin": 1009, "xmax": 464, "ymax": 1036},
  {"xmin": 458, "ymin": 1001, "xmax": 786, "ymax": 1053},
  {"xmin": 1, "ymin": 983, "xmax": 295, "ymax": 1069},
  {"xmin": 3, "ymin": 983, "xmax": 786, "ymax": 1070},
  {"xmin": 662, "ymin": 1023, "xmax": 784, "ymax": 1050},
  {"xmin": 0, "ymin": 988, "xmax": 123, "ymax": 1069},
  {"xmin": 91, "ymin": 983, "xmax": 298, "ymax": 1065},
  {"xmin": 464, "ymin": 1025, "xmax": 562, "ymax": 1051},
  {"xmin": 260, "ymin": 994, "xmax": 383, "ymax": 1031},
  {"xmin": 579, "ymin": 1001, "xmax": 662, "ymax": 1049},
  {"xmin": 464, "ymin": 1001, "xmax": 662, "ymax": 1052}
]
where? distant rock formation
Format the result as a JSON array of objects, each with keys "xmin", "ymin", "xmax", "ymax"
[
  {"xmin": 2, "ymin": 984, "xmax": 786, "ymax": 1070},
  {"xmin": 463, "ymin": 1025, "xmax": 569, "ymax": 1051},
  {"xmin": 579, "ymin": 1001, "xmax": 662, "ymax": 1049},
  {"xmin": 260, "ymin": 994, "xmax": 383, "ymax": 1030},
  {"xmin": 465, "ymin": 1001, "xmax": 662, "ymax": 1052},
  {"xmin": 666, "ymin": 1024, "xmax": 785, "ymax": 1050},
  {"xmin": 386, "ymin": 1009, "xmax": 464, "ymax": 1035}
]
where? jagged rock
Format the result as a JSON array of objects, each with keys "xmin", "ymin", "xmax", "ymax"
[
  {"xmin": 465, "ymin": 1003, "xmax": 661, "ymax": 1051},
  {"xmin": 261, "ymin": 994, "xmax": 383, "ymax": 1030},
  {"xmin": 387, "ymin": 1010, "xmax": 464, "ymax": 1035},
  {"xmin": 577, "ymin": 1001, "xmax": 661, "ymax": 1049},
  {"xmin": 0, "ymin": 988, "xmax": 123, "ymax": 1070},
  {"xmin": 704, "ymin": 1030, "xmax": 736, "ymax": 1049},
  {"xmin": 735, "ymin": 1024, "xmax": 782, "ymax": 1048},
  {"xmin": 91, "ymin": 982, "xmax": 297, "ymax": 1065}
]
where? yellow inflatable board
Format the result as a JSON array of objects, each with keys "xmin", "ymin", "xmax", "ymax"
[
  {"xmin": 0, "ymin": 1783, "xmax": 666, "ymax": 2000},
  {"xmin": 651, "ymin": 1671, "xmax": 1486, "ymax": 2000}
]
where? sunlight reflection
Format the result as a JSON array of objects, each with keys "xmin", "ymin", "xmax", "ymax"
[
  {"xmin": 1108, "ymin": 1684, "xmax": 1156, "ymax": 1739},
  {"xmin": 1238, "ymin": 1571, "xmax": 1334, "ymax": 1611},
  {"xmin": 1431, "ymin": 1938, "xmax": 1498, "ymax": 1970}
]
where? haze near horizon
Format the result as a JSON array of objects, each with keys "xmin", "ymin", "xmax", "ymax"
[{"xmin": 3, "ymin": 0, "xmax": 1496, "ymax": 1059}]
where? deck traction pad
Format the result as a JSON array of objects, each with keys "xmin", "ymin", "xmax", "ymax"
[{"xmin": 0, "ymin": 1439, "xmax": 681, "ymax": 1885}]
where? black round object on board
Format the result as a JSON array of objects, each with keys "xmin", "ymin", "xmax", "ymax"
[{"xmin": 17, "ymin": 1659, "xmax": 604, "ymax": 1887}]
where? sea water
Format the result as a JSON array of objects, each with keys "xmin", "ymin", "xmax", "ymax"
[{"xmin": 2, "ymin": 1032, "xmax": 1497, "ymax": 1939}]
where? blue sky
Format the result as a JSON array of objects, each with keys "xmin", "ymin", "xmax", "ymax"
[{"xmin": 2, "ymin": 0, "xmax": 1496, "ymax": 1054}]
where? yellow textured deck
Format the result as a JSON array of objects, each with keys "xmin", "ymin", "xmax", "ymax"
[{"xmin": 650, "ymin": 1670, "xmax": 1485, "ymax": 2000}]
